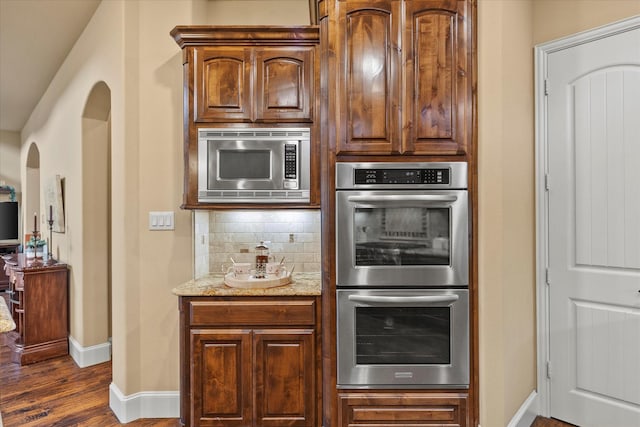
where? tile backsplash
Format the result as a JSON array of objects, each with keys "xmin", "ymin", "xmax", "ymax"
[{"xmin": 194, "ymin": 210, "xmax": 321, "ymax": 278}]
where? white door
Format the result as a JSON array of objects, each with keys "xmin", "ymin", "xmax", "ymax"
[{"xmin": 546, "ymin": 19, "xmax": 640, "ymax": 427}]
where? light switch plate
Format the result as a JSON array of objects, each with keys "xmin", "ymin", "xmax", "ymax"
[{"xmin": 149, "ymin": 211, "xmax": 174, "ymax": 230}]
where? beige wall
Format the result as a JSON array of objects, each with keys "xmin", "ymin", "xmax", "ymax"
[
  {"xmin": 478, "ymin": 1, "xmax": 640, "ymax": 426},
  {"xmin": 0, "ymin": 130, "xmax": 21, "ymax": 193},
  {"xmin": 533, "ymin": 0, "xmax": 640, "ymax": 44},
  {"xmin": 478, "ymin": 1, "xmax": 536, "ymax": 426},
  {"xmin": 17, "ymin": 0, "xmax": 314, "ymax": 411},
  {"xmin": 205, "ymin": 0, "xmax": 312, "ymax": 25}
]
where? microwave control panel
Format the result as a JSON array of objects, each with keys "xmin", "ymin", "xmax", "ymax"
[
  {"xmin": 354, "ymin": 168, "xmax": 450, "ymax": 185},
  {"xmin": 284, "ymin": 144, "xmax": 298, "ymax": 186}
]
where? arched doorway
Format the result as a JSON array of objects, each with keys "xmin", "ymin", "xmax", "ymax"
[
  {"xmin": 75, "ymin": 81, "xmax": 112, "ymax": 366},
  {"xmin": 25, "ymin": 143, "xmax": 40, "ymax": 240}
]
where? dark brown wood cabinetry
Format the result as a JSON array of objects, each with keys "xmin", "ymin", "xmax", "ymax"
[
  {"xmin": 326, "ymin": 0, "xmax": 472, "ymax": 156},
  {"xmin": 3, "ymin": 255, "xmax": 69, "ymax": 365},
  {"xmin": 194, "ymin": 46, "xmax": 314, "ymax": 123},
  {"xmin": 339, "ymin": 392, "xmax": 469, "ymax": 426},
  {"xmin": 179, "ymin": 297, "xmax": 321, "ymax": 427},
  {"xmin": 171, "ymin": 26, "xmax": 320, "ymax": 209},
  {"xmin": 318, "ymin": 0, "xmax": 477, "ymax": 425}
]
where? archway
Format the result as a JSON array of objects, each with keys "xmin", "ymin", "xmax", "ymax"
[
  {"xmin": 75, "ymin": 81, "xmax": 112, "ymax": 366},
  {"xmin": 25, "ymin": 143, "xmax": 40, "ymax": 240}
]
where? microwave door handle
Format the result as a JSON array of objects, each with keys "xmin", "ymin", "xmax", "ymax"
[
  {"xmin": 346, "ymin": 195, "xmax": 458, "ymax": 204},
  {"xmin": 347, "ymin": 295, "xmax": 460, "ymax": 305}
]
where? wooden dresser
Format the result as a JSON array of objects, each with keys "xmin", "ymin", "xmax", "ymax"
[{"xmin": 3, "ymin": 254, "xmax": 69, "ymax": 365}]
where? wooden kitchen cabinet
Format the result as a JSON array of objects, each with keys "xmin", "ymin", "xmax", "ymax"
[
  {"xmin": 327, "ymin": 0, "xmax": 472, "ymax": 156},
  {"xmin": 338, "ymin": 392, "xmax": 469, "ymax": 426},
  {"xmin": 194, "ymin": 46, "xmax": 314, "ymax": 123},
  {"xmin": 194, "ymin": 47, "xmax": 252, "ymax": 122},
  {"xmin": 4, "ymin": 254, "xmax": 69, "ymax": 365},
  {"xmin": 180, "ymin": 297, "xmax": 320, "ymax": 427},
  {"xmin": 170, "ymin": 26, "xmax": 321, "ymax": 209}
]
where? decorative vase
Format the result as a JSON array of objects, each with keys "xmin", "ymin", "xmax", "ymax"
[
  {"xmin": 25, "ymin": 247, "xmax": 35, "ymax": 259},
  {"xmin": 36, "ymin": 246, "xmax": 44, "ymax": 259}
]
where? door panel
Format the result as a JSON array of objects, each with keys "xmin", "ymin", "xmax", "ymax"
[
  {"xmin": 194, "ymin": 47, "xmax": 252, "ymax": 122},
  {"xmin": 547, "ymin": 21, "xmax": 640, "ymax": 426},
  {"xmin": 255, "ymin": 47, "xmax": 314, "ymax": 122},
  {"xmin": 190, "ymin": 329, "xmax": 252, "ymax": 426},
  {"xmin": 336, "ymin": 1, "xmax": 401, "ymax": 154},
  {"xmin": 574, "ymin": 300, "xmax": 640, "ymax": 406},
  {"xmin": 404, "ymin": 0, "xmax": 470, "ymax": 155},
  {"xmin": 254, "ymin": 329, "xmax": 315, "ymax": 427},
  {"xmin": 573, "ymin": 69, "xmax": 640, "ymax": 269}
]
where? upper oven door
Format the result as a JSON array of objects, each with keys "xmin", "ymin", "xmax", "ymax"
[{"xmin": 336, "ymin": 189, "xmax": 468, "ymax": 287}]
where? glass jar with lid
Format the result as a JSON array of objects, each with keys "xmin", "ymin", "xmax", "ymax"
[{"xmin": 255, "ymin": 241, "xmax": 270, "ymax": 278}]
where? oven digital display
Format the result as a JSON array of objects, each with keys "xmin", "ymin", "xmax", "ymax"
[{"xmin": 354, "ymin": 169, "xmax": 450, "ymax": 185}]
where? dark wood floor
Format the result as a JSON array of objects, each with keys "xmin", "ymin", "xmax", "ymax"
[{"xmin": 0, "ymin": 332, "xmax": 180, "ymax": 426}]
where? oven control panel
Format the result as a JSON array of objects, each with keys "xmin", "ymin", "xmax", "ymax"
[{"xmin": 354, "ymin": 168, "xmax": 450, "ymax": 185}]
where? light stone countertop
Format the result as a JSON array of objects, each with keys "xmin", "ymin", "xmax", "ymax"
[
  {"xmin": 172, "ymin": 271, "xmax": 321, "ymax": 297},
  {"xmin": 0, "ymin": 296, "xmax": 16, "ymax": 333}
]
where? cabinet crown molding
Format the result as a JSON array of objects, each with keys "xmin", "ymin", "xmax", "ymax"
[{"xmin": 171, "ymin": 25, "xmax": 320, "ymax": 48}]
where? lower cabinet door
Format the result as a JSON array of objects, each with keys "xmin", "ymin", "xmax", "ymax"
[
  {"xmin": 191, "ymin": 329, "xmax": 252, "ymax": 427},
  {"xmin": 254, "ymin": 329, "xmax": 316, "ymax": 427},
  {"xmin": 338, "ymin": 392, "xmax": 469, "ymax": 427}
]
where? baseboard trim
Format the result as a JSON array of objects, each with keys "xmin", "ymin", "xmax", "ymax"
[
  {"xmin": 109, "ymin": 383, "xmax": 180, "ymax": 423},
  {"xmin": 507, "ymin": 390, "xmax": 539, "ymax": 427},
  {"xmin": 68, "ymin": 336, "xmax": 112, "ymax": 368}
]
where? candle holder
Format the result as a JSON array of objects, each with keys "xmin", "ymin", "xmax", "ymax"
[{"xmin": 46, "ymin": 216, "xmax": 55, "ymax": 264}]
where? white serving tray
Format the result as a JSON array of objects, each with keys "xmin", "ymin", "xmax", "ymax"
[{"xmin": 224, "ymin": 271, "xmax": 291, "ymax": 289}]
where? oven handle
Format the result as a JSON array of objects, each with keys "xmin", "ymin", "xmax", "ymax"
[
  {"xmin": 347, "ymin": 295, "xmax": 460, "ymax": 305},
  {"xmin": 346, "ymin": 195, "xmax": 458, "ymax": 204}
]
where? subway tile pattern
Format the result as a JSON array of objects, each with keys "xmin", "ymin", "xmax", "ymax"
[{"xmin": 195, "ymin": 210, "xmax": 321, "ymax": 276}]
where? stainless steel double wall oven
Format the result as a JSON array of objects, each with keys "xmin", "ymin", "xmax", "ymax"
[{"xmin": 336, "ymin": 162, "xmax": 470, "ymax": 388}]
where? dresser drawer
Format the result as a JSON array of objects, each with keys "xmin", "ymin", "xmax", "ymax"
[{"xmin": 189, "ymin": 299, "xmax": 316, "ymax": 326}]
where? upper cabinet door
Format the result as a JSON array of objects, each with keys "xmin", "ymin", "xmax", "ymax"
[
  {"xmin": 256, "ymin": 47, "xmax": 314, "ymax": 122},
  {"xmin": 331, "ymin": 0, "xmax": 471, "ymax": 156},
  {"xmin": 194, "ymin": 47, "xmax": 252, "ymax": 122},
  {"xmin": 403, "ymin": 0, "xmax": 470, "ymax": 155},
  {"xmin": 335, "ymin": 0, "xmax": 402, "ymax": 155}
]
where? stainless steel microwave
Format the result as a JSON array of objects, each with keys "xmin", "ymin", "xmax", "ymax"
[{"xmin": 197, "ymin": 128, "xmax": 310, "ymax": 203}]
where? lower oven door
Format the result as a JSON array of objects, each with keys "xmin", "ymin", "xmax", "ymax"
[{"xmin": 337, "ymin": 289, "xmax": 469, "ymax": 388}]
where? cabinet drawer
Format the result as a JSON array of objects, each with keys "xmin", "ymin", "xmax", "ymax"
[
  {"xmin": 339, "ymin": 392, "xmax": 468, "ymax": 426},
  {"xmin": 189, "ymin": 299, "xmax": 316, "ymax": 326}
]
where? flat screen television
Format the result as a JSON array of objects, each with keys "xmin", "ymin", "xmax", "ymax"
[{"xmin": 0, "ymin": 201, "xmax": 20, "ymax": 245}]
